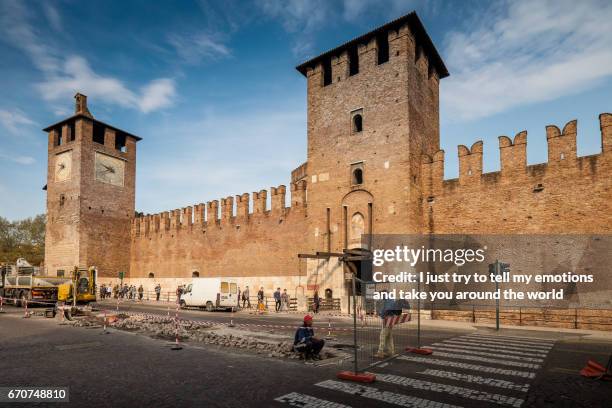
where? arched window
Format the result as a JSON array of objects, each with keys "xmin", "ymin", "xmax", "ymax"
[
  {"xmin": 353, "ymin": 114, "xmax": 363, "ymax": 133},
  {"xmin": 192, "ymin": 271, "xmax": 200, "ymax": 278},
  {"xmin": 148, "ymin": 272, "xmax": 154, "ymax": 278},
  {"xmin": 350, "ymin": 213, "xmax": 365, "ymax": 243},
  {"xmin": 352, "ymin": 168, "xmax": 363, "ymax": 185}
]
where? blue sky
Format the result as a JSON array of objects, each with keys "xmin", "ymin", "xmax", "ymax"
[{"xmin": 1, "ymin": 0, "xmax": 611, "ymax": 220}]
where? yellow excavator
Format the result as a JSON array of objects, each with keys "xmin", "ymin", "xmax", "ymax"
[{"xmin": 56, "ymin": 266, "xmax": 97, "ymax": 320}]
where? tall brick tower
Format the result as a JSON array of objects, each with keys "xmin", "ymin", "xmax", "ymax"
[
  {"xmin": 43, "ymin": 93, "xmax": 140, "ymax": 278},
  {"xmin": 295, "ymin": 12, "xmax": 448, "ymax": 255}
]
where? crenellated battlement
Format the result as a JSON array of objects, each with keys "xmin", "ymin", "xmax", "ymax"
[
  {"xmin": 421, "ymin": 114, "xmax": 612, "ymax": 197},
  {"xmin": 132, "ymin": 181, "xmax": 308, "ymax": 238}
]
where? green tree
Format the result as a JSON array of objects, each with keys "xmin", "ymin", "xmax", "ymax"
[{"xmin": 0, "ymin": 214, "xmax": 45, "ymax": 265}]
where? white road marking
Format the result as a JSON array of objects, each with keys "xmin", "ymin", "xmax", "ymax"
[
  {"xmin": 417, "ymin": 369, "xmax": 530, "ymax": 393},
  {"xmin": 397, "ymin": 355, "xmax": 536, "ymax": 379},
  {"xmin": 316, "ymin": 380, "xmax": 464, "ymax": 408},
  {"xmin": 430, "ymin": 351, "xmax": 540, "ymax": 369},
  {"xmin": 441, "ymin": 339, "xmax": 549, "ymax": 355},
  {"xmin": 275, "ymin": 392, "xmax": 352, "ymax": 407},
  {"xmin": 461, "ymin": 335, "xmax": 553, "ymax": 349},
  {"xmin": 429, "ymin": 345, "xmax": 544, "ymax": 363},
  {"xmin": 432, "ymin": 342, "xmax": 547, "ymax": 358},
  {"xmin": 375, "ymin": 373, "xmax": 524, "ymax": 407},
  {"xmin": 465, "ymin": 334, "xmax": 555, "ymax": 344}
]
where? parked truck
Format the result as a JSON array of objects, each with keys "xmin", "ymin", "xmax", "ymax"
[
  {"xmin": 0, "ymin": 259, "xmax": 68, "ymax": 307},
  {"xmin": 179, "ymin": 278, "xmax": 238, "ymax": 311},
  {"xmin": 0, "ymin": 262, "xmax": 97, "ymax": 319}
]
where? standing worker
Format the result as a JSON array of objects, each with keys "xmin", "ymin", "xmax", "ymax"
[
  {"xmin": 257, "ymin": 286, "xmax": 265, "ymax": 312},
  {"xmin": 374, "ymin": 290, "xmax": 407, "ymax": 359}
]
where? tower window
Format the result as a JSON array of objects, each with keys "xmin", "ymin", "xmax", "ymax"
[
  {"xmin": 56, "ymin": 129, "xmax": 63, "ymax": 146},
  {"xmin": 351, "ymin": 108, "xmax": 364, "ymax": 133},
  {"xmin": 348, "ymin": 46, "xmax": 359, "ymax": 76},
  {"xmin": 115, "ymin": 131, "xmax": 127, "ymax": 153},
  {"xmin": 353, "ymin": 114, "xmax": 363, "ymax": 133},
  {"xmin": 353, "ymin": 168, "xmax": 363, "ymax": 185},
  {"xmin": 59, "ymin": 194, "xmax": 66, "ymax": 207},
  {"xmin": 93, "ymin": 122, "xmax": 105, "ymax": 145},
  {"xmin": 376, "ymin": 33, "xmax": 389, "ymax": 65},
  {"xmin": 68, "ymin": 121, "xmax": 75, "ymax": 141},
  {"xmin": 322, "ymin": 57, "xmax": 332, "ymax": 86},
  {"xmin": 148, "ymin": 272, "xmax": 155, "ymax": 278}
]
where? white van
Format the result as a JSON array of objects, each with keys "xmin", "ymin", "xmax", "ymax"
[{"xmin": 180, "ymin": 278, "xmax": 238, "ymax": 311}]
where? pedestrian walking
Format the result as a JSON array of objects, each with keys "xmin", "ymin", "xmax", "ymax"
[
  {"xmin": 138, "ymin": 284, "xmax": 144, "ymax": 300},
  {"xmin": 313, "ymin": 291, "xmax": 321, "ymax": 314},
  {"xmin": 242, "ymin": 286, "xmax": 251, "ymax": 309},
  {"xmin": 274, "ymin": 287, "xmax": 281, "ymax": 312},
  {"xmin": 155, "ymin": 284, "xmax": 161, "ymax": 301},
  {"xmin": 176, "ymin": 285, "xmax": 184, "ymax": 304},
  {"xmin": 281, "ymin": 288, "xmax": 289, "ymax": 311}
]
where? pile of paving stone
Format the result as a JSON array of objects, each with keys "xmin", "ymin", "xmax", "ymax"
[{"xmin": 108, "ymin": 314, "xmax": 334, "ymax": 360}]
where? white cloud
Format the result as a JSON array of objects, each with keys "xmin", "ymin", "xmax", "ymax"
[
  {"xmin": 42, "ymin": 3, "xmax": 62, "ymax": 32},
  {"xmin": 36, "ymin": 56, "xmax": 176, "ymax": 113},
  {"xmin": 256, "ymin": 0, "xmax": 331, "ymax": 57},
  {"xmin": 0, "ymin": 151, "xmax": 35, "ymax": 165},
  {"xmin": 0, "ymin": 0, "xmax": 176, "ymax": 114},
  {"xmin": 441, "ymin": 0, "xmax": 612, "ymax": 121},
  {"xmin": 137, "ymin": 105, "xmax": 306, "ymax": 212},
  {"xmin": 0, "ymin": 109, "xmax": 37, "ymax": 134},
  {"xmin": 139, "ymin": 79, "xmax": 176, "ymax": 113},
  {"xmin": 167, "ymin": 32, "xmax": 231, "ymax": 64}
]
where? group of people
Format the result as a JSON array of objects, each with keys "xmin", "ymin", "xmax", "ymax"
[
  {"xmin": 239, "ymin": 286, "xmax": 292, "ymax": 312},
  {"xmin": 99, "ymin": 283, "xmax": 145, "ymax": 300}
]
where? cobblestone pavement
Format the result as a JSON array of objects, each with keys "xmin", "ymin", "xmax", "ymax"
[{"xmin": 1, "ymin": 305, "xmax": 610, "ymax": 407}]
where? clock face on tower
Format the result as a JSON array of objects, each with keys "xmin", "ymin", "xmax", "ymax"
[
  {"xmin": 94, "ymin": 152, "xmax": 125, "ymax": 187},
  {"xmin": 55, "ymin": 150, "xmax": 72, "ymax": 182}
]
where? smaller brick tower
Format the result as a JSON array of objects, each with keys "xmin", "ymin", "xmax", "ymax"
[{"xmin": 43, "ymin": 93, "xmax": 141, "ymax": 278}]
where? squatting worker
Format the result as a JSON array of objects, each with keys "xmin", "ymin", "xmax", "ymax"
[
  {"xmin": 375, "ymin": 291, "xmax": 406, "ymax": 359},
  {"xmin": 293, "ymin": 315, "xmax": 325, "ymax": 360}
]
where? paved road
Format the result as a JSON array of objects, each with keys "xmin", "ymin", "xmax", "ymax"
[{"xmin": 1, "ymin": 304, "xmax": 610, "ymax": 407}]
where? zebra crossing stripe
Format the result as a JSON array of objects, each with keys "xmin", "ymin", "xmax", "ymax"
[
  {"xmin": 417, "ymin": 369, "xmax": 530, "ymax": 393},
  {"xmin": 432, "ymin": 342, "xmax": 547, "ymax": 358},
  {"xmin": 441, "ymin": 339, "xmax": 549, "ymax": 355},
  {"xmin": 374, "ymin": 373, "xmax": 524, "ymax": 407},
  {"xmin": 465, "ymin": 334, "xmax": 554, "ymax": 344},
  {"xmin": 316, "ymin": 380, "xmax": 464, "ymax": 408},
  {"xmin": 429, "ymin": 345, "xmax": 544, "ymax": 363},
  {"xmin": 397, "ymin": 355, "xmax": 536, "ymax": 379},
  {"xmin": 430, "ymin": 351, "xmax": 540, "ymax": 369},
  {"xmin": 274, "ymin": 392, "xmax": 352, "ymax": 408},
  {"xmin": 459, "ymin": 335, "xmax": 552, "ymax": 349},
  {"xmin": 461, "ymin": 335, "xmax": 554, "ymax": 349}
]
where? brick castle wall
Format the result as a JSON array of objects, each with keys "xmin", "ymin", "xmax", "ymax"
[{"xmin": 421, "ymin": 114, "xmax": 612, "ymax": 233}]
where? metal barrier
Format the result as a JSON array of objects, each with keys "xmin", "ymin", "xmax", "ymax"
[{"xmin": 338, "ymin": 275, "xmax": 423, "ymax": 383}]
